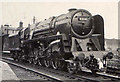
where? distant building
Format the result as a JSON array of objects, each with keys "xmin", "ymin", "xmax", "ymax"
[
  {"xmin": 1, "ymin": 21, "xmax": 24, "ymax": 35},
  {"xmin": 105, "ymin": 39, "xmax": 120, "ymax": 51},
  {"xmin": 1, "ymin": 24, "xmax": 16, "ymax": 35}
]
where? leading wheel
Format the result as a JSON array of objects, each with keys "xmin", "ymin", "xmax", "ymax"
[{"xmin": 67, "ymin": 61, "xmax": 78, "ymax": 74}]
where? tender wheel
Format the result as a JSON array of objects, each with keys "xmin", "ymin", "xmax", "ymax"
[
  {"xmin": 44, "ymin": 59, "xmax": 50, "ymax": 68},
  {"xmin": 33, "ymin": 58, "xmax": 38, "ymax": 65},
  {"xmin": 67, "ymin": 62, "xmax": 78, "ymax": 74},
  {"xmin": 28, "ymin": 58, "xmax": 33, "ymax": 64},
  {"xmin": 38, "ymin": 59, "xmax": 43, "ymax": 66}
]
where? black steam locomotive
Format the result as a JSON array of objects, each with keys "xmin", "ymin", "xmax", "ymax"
[{"xmin": 6, "ymin": 8, "xmax": 106, "ymax": 73}]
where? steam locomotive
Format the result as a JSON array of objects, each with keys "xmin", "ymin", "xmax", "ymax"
[{"xmin": 4, "ymin": 8, "xmax": 107, "ymax": 74}]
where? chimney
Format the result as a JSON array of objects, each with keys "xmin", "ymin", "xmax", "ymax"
[
  {"xmin": 28, "ymin": 24, "xmax": 30, "ymax": 27},
  {"xmin": 68, "ymin": 8, "xmax": 77, "ymax": 12},
  {"xmin": 4, "ymin": 24, "xmax": 9, "ymax": 27},
  {"xmin": 19, "ymin": 21, "xmax": 23, "ymax": 27}
]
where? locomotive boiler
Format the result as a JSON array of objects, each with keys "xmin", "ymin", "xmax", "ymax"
[{"xmin": 9, "ymin": 8, "xmax": 105, "ymax": 74}]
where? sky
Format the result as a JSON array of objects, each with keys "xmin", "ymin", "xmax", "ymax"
[{"xmin": 0, "ymin": 1, "xmax": 119, "ymax": 39}]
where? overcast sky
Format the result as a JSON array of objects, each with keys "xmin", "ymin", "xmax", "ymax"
[{"xmin": 1, "ymin": 1, "xmax": 119, "ymax": 39}]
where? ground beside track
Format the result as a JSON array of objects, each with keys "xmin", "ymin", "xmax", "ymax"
[{"xmin": 9, "ymin": 64, "xmax": 49, "ymax": 81}]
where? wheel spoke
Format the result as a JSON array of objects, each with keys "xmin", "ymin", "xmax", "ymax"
[
  {"xmin": 52, "ymin": 60, "xmax": 59, "ymax": 70},
  {"xmin": 44, "ymin": 59, "xmax": 50, "ymax": 68}
]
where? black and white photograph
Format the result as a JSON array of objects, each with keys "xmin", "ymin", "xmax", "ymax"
[{"xmin": 0, "ymin": 0, "xmax": 120, "ymax": 82}]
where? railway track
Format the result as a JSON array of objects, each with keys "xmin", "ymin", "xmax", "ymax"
[
  {"xmin": 79, "ymin": 68, "xmax": 120, "ymax": 81},
  {"xmin": 2, "ymin": 58, "xmax": 62, "ymax": 82},
  {"xmin": 2, "ymin": 57, "xmax": 120, "ymax": 82}
]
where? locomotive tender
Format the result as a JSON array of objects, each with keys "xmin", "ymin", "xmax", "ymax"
[{"xmin": 8, "ymin": 8, "xmax": 106, "ymax": 73}]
